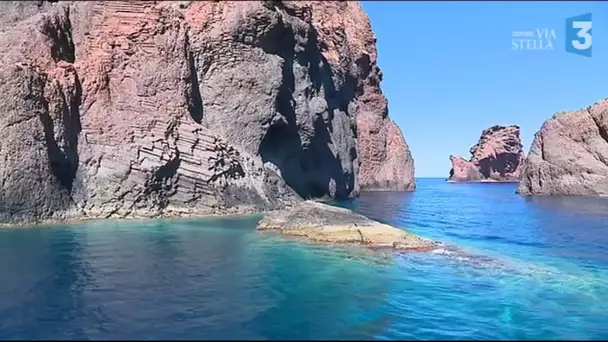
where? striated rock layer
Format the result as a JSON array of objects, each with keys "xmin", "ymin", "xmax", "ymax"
[
  {"xmin": 518, "ymin": 99, "xmax": 608, "ymax": 196},
  {"xmin": 0, "ymin": 1, "xmax": 414, "ymax": 224},
  {"xmin": 448, "ymin": 125, "xmax": 525, "ymax": 182}
]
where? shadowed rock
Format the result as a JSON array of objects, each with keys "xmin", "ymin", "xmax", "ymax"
[{"xmin": 448, "ymin": 125, "xmax": 525, "ymax": 183}]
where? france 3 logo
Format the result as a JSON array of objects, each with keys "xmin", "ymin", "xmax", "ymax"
[{"xmin": 565, "ymin": 13, "xmax": 592, "ymax": 57}]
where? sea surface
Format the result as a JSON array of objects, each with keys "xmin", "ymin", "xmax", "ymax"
[{"xmin": 1, "ymin": 178, "xmax": 607, "ymax": 340}]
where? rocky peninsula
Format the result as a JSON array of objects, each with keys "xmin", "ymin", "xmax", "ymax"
[
  {"xmin": 518, "ymin": 99, "xmax": 608, "ymax": 196},
  {"xmin": 448, "ymin": 125, "xmax": 525, "ymax": 183},
  {"xmin": 0, "ymin": 0, "xmax": 415, "ymax": 225},
  {"xmin": 257, "ymin": 201, "xmax": 436, "ymax": 251}
]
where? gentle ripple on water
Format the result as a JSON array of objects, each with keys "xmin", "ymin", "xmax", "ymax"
[{"xmin": 0, "ymin": 178, "xmax": 608, "ymax": 339}]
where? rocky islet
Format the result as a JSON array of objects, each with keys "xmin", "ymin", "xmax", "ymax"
[
  {"xmin": 518, "ymin": 98, "xmax": 608, "ymax": 196},
  {"xmin": 257, "ymin": 200, "xmax": 437, "ymax": 251},
  {"xmin": 448, "ymin": 125, "xmax": 525, "ymax": 183}
]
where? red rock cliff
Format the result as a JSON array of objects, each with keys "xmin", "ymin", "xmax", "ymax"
[
  {"xmin": 308, "ymin": 1, "xmax": 415, "ymax": 191},
  {"xmin": 0, "ymin": 1, "xmax": 414, "ymax": 224},
  {"xmin": 448, "ymin": 125, "xmax": 525, "ymax": 182},
  {"xmin": 518, "ymin": 99, "xmax": 608, "ymax": 196}
]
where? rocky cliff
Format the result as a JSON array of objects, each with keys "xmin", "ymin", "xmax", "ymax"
[
  {"xmin": 518, "ymin": 99, "xmax": 608, "ymax": 196},
  {"xmin": 448, "ymin": 125, "xmax": 525, "ymax": 182},
  {"xmin": 0, "ymin": 1, "xmax": 414, "ymax": 224}
]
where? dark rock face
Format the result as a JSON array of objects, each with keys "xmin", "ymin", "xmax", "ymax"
[
  {"xmin": 0, "ymin": 64, "xmax": 77, "ymax": 222},
  {"xmin": 518, "ymin": 99, "xmax": 608, "ymax": 196},
  {"xmin": 448, "ymin": 125, "xmax": 525, "ymax": 182},
  {"xmin": 0, "ymin": 1, "xmax": 415, "ymax": 224}
]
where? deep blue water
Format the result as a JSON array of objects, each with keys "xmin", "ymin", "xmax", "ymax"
[{"xmin": 1, "ymin": 178, "xmax": 608, "ymax": 340}]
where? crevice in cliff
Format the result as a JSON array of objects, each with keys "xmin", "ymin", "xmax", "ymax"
[
  {"xmin": 209, "ymin": 141, "xmax": 246, "ymax": 184},
  {"xmin": 37, "ymin": 4, "xmax": 81, "ymax": 197},
  {"xmin": 187, "ymin": 54, "xmax": 204, "ymax": 124},
  {"xmin": 145, "ymin": 152, "xmax": 181, "ymax": 211},
  {"xmin": 185, "ymin": 32, "xmax": 203, "ymax": 124},
  {"xmin": 37, "ymin": 0, "xmax": 59, "ymax": 8},
  {"xmin": 257, "ymin": 12, "xmax": 310, "ymax": 198},
  {"xmin": 354, "ymin": 53, "xmax": 372, "ymax": 81},
  {"xmin": 39, "ymin": 72, "xmax": 82, "ymax": 194},
  {"xmin": 588, "ymin": 110, "xmax": 608, "ymax": 145},
  {"xmin": 477, "ymin": 153, "xmax": 521, "ymax": 179},
  {"xmin": 40, "ymin": 6, "xmax": 75, "ymax": 63},
  {"xmin": 256, "ymin": 9, "xmax": 357, "ymax": 200},
  {"xmin": 304, "ymin": 27, "xmax": 358, "ymax": 127},
  {"xmin": 263, "ymin": 0, "xmax": 284, "ymax": 11},
  {"xmin": 153, "ymin": 155, "xmax": 181, "ymax": 187},
  {"xmin": 208, "ymin": 159, "xmax": 246, "ymax": 184},
  {"xmin": 538, "ymin": 133, "xmax": 546, "ymax": 161},
  {"xmin": 304, "ymin": 28, "xmax": 358, "ymax": 197}
]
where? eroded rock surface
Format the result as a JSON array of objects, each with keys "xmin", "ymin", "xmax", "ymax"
[
  {"xmin": 257, "ymin": 201, "xmax": 435, "ymax": 251},
  {"xmin": 448, "ymin": 125, "xmax": 525, "ymax": 182},
  {"xmin": 518, "ymin": 99, "xmax": 608, "ymax": 196},
  {"xmin": 0, "ymin": 1, "xmax": 414, "ymax": 224}
]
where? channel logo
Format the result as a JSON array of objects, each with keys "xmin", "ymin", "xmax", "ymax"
[{"xmin": 565, "ymin": 13, "xmax": 592, "ymax": 57}]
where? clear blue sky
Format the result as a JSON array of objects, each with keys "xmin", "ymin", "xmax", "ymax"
[{"xmin": 361, "ymin": 1, "xmax": 608, "ymax": 178}]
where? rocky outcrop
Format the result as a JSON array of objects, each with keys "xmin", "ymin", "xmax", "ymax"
[
  {"xmin": 257, "ymin": 201, "xmax": 435, "ymax": 251},
  {"xmin": 448, "ymin": 125, "xmax": 525, "ymax": 182},
  {"xmin": 517, "ymin": 99, "xmax": 608, "ymax": 196},
  {"xmin": 0, "ymin": 1, "xmax": 414, "ymax": 224}
]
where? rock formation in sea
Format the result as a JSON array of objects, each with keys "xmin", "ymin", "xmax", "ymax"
[
  {"xmin": 0, "ymin": 1, "xmax": 415, "ymax": 224},
  {"xmin": 257, "ymin": 201, "xmax": 435, "ymax": 251},
  {"xmin": 448, "ymin": 125, "xmax": 525, "ymax": 182},
  {"xmin": 517, "ymin": 99, "xmax": 608, "ymax": 196}
]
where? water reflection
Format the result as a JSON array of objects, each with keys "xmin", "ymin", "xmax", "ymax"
[
  {"xmin": 523, "ymin": 196, "xmax": 608, "ymax": 265},
  {"xmin": 0, "ymin": 216, "xmax": 396, "ymax": 340},
  {"xmin": 241, "ymin": 241, "xmax": 393, "ymax": 340},
  {"xmin": 339, "ymin": 191, "xmax": 414, "ymax": 225},
  {"xmin": 0, "ymin": 228, "xmax": 101, "ymax": 339},
  {"xmin": 524, "ymin": 195, "xmax": 608, "ymax": 218}
]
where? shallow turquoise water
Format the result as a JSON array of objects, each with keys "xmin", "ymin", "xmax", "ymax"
[{"xmin": 0, "ymin": 178, "xmax": 607, "ymax": 339}]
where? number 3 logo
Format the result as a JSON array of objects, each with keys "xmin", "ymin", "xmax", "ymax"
[
  {"xmin": 566, "ymin": 13, "xmax": 593, "ymax": 57},
  {"xmin": 572, "ymin": 21, "xmax": 592, "ymax": 50}
]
